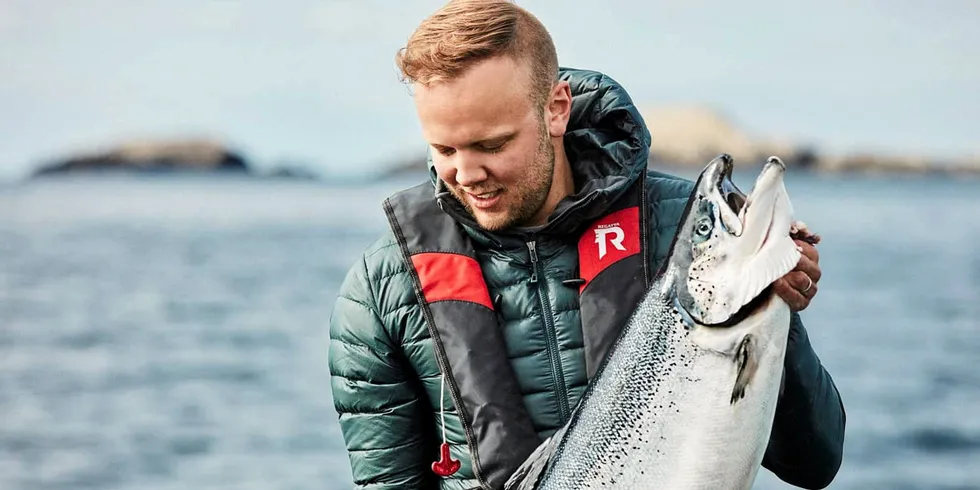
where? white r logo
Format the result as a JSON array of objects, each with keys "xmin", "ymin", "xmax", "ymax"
[{"xmin": 594, "ymin": 225, "xmax": 626, "ymax": 259}]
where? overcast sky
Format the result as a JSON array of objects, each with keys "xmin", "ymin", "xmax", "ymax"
[{"xmin": 1, "ymin": 0, "xmax": 977, "ymax": 180}]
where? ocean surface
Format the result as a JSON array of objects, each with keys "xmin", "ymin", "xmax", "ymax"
[{"xmin": 1, "ymin": 170, "xmax": 978, "ymax": 490}]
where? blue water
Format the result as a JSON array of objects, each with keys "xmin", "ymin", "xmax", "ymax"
[{"xmin": 1, "ymin": 171, "xmax": 978, "ymax": 489}]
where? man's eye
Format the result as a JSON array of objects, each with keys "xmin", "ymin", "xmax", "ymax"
[{"xmin": 436, "ymin": 147, "xmax": 455, "ymax": 156}]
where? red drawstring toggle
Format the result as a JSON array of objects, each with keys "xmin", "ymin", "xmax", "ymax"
[{"xmin": 431, "ymin": 442, "xmax": 460, "ymax": 476}]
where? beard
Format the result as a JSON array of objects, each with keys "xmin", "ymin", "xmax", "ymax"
[{"xmin": 449, "ymin": 119, "xmax": 556, "ymax": 232}]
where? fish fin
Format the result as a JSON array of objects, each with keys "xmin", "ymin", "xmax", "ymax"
[
  {"xmin": 731, "ymin": 334, "xmax": 759, "ymax": 404},
  {"xmin": 736, "ymin": 242, "xmax": 801, "ymax": 311},
  {"xmin": 503, "ymin": 427, "xmax": 565, "ymax": 490}
]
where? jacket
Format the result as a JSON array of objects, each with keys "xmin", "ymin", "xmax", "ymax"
[{"xmin": 328, "ymin": 67, "xmax": 846, "ymax": 490}]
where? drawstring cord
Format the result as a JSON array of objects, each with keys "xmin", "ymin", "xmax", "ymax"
[
  {"xmin": 440, "ymin": 373, "xmax": 447, "ymax": 443},
  {"xmin": 431, "ymin": 372, "xmax": 460, "ymax": 477}
]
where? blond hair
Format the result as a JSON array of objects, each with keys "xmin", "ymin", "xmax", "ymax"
[{"xmin": 395, "ymin": 0, "xmax": 559, "ymax": 106}]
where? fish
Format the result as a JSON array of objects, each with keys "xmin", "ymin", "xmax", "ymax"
[{"xmin": 504, "ymin": 154, "xmax": 806, "ymax": 490}]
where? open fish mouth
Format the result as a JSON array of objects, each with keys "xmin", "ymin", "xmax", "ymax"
[
  {"xmin": 681, "ymin": 154, "xmax": 798, "ymax": 328},
  {"xmin": 716, "ymin": 156, "xmax": 748, "ymax": 219},
  {"xmin": 708, "ymin": 153, "xmax": 786, "ymax": 239}
]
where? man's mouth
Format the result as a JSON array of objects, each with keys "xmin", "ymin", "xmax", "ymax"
[{"xmin": 465, "ymin": 189, "xmax": 503, "ymax": 210}]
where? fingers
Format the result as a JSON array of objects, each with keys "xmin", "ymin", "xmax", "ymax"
[
  {"xmin": 793, "ymin": 252, "xmax": 822, "ymax": 284},
  {"xmin": 773, "ymin": 278, "xmax": 807, "ymax": 311},
  {"xmin": 773, "ymin": 273, "xmax": 818, "ymax": 312},
  {"xmin": 794, "ymin": 239, "xmax": 820, "ymax": 265},
  {"xmin": 777, "ymin": 233, "xmax": 821, "ymax": 313},
  {"xmin": 788, "ymin": 271, "xmax": 818, "ymax": 297},
  {"xmin": 790, "ymin": 221, "xmax": 821, "ymax": 245}
]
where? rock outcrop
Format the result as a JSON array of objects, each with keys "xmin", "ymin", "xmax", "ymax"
[
  {"xmin": 640, "ymin": 105, "xmax": 817, "ymax": 170},
  {"xmin": 637, "ymin": 104, "xmax": 978, "ymax": 175},
  {"xmin": 32, "ymin": 138, "xmax": 250, "ymax": 177}
]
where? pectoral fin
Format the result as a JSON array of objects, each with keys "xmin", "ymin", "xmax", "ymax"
[{"xmin": 731, "ymin": 334, "xmax": 759, "ymax": 404}]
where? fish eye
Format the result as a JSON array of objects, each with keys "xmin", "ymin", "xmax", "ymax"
[{"xmin": 695, "ymin": 218, "xmax": 712, "ymax": 236}]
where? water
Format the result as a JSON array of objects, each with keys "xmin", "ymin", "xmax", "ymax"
[{"xmin": 1, "ymin": 171, "xmax": 978, "ymax": 490}]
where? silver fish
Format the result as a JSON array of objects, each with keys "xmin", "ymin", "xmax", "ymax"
[{"xmin": 505, "ymin": 154, "xmax": 804, "ymax": 490}]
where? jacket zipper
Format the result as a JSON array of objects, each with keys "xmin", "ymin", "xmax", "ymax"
[{"xmin": 527, "ymin": 240, "xmax": 571, "ymax": 424}]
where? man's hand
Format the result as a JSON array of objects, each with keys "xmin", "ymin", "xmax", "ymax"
[{"xmin": 774, "ymin": 222, "xmax": 822, "ymax": 312}]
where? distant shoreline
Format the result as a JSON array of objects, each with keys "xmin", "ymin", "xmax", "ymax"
[
  {"xmin": 23, "ymin": 127, "xmax": 979, "ymax": 184},
  {"xmin": 380, "ymin": 152, "xmax": 980, "ymax": 182}
]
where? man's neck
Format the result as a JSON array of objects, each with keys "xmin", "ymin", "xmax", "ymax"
[{"xmin": 529, "ymin": 145, "xmax": 574, "ymax": 226}]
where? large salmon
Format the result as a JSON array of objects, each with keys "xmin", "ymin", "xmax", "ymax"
[{"xmin": 505, "ymin": 154, "xmax": 806, "ymax": 490}]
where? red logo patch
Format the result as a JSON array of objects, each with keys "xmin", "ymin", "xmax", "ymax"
[{"xmin": 577, "ymin": 206, "xmax": 640, "ymax": 292}]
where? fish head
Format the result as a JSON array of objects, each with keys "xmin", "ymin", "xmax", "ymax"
[{"xmin": 665, "ymin": 154, "xmax": 802, "ymax": 327}]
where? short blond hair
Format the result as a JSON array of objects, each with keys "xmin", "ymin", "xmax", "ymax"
[{"xmin": 395, "ymin": 0, "xmax": 559, "ymax": 106}]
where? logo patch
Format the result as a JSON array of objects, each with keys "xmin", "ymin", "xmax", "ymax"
[
  {"xmin": 594, "ymin": 224, "xmax": 627, "ymax": 259},
  {"xmin": 578, "ymin": 207, "xmax": 641, "ymax": 292}
]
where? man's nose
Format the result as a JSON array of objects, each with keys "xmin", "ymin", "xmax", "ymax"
[{"xmin": 454, "ymin": 152, "xmax": 488, "ymax": 187}]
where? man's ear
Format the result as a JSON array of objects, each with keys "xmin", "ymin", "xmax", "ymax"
[{"xmin": 546, "ymin": 80, "xmax": 572, "ymax": 138}]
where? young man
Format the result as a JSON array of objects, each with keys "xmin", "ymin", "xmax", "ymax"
[{"xmin": 328, "ymin": 1, "xmax": 845, "ymax": 489}]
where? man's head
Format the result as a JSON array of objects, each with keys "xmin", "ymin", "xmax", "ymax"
[{"xmin": 396, "ymin": 0, "xmax": 573, "ymax": 231}]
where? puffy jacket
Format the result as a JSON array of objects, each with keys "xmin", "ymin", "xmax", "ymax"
[{"xmin": 328, "ymin": 67, "xmax": 845, "ymax": 490}]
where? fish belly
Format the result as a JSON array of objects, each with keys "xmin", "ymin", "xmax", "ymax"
[{"xmin": 537, "ymin": 298, "xmax": 790, "ymax": 490}]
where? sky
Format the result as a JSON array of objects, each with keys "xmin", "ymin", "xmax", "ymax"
[{"xmin": 1, "ymin": 0, "xmax": 978, "ymax": 180}]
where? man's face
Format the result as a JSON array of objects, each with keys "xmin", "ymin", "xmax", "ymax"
[{"xmin": 413, "ymin": 56, "xmax": 557, "ymax": 231}]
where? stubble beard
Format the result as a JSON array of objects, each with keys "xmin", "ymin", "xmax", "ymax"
[{"xmin": 452, "ymin": 122, "xmax": 555, "ymax": 232}]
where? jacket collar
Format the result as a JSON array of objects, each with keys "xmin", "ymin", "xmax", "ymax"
[{"xmin": 426, "ymin": 67, "xmax": 652, "ymax": 249}]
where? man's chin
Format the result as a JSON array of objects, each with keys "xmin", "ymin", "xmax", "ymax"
[
  {"xmin": 452, "ymin": 192, "xmax": 520, "ymax": 231},
  {"xmin": 468, "ymin": 208, "xmax": 515, "ymax": 232},
  {"xmin": 473, "ymin": 214, "xmax": 508, "ymax": 232}
]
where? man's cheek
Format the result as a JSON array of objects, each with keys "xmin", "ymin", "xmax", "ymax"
[{"xmin": 432, "ymin": 160, "xmax": 455, "ymax": 185}]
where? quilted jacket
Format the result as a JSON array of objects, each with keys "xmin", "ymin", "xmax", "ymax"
[{"xmin": 328, "ymin": 67, "xmax": 845, "ymax": 490}]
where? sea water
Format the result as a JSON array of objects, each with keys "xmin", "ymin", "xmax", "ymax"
[{"xmin": 1, "ymin": 171, "xmax": 978, "ymax": 489}]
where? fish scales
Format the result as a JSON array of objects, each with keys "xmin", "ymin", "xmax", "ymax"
[
  {"xmin": 544, "ymin": 288, "xmax": 692, "ymax": 487},
  {"xmin": 538, "ymin": 281, "xmax": 789, "ymax": 489}
]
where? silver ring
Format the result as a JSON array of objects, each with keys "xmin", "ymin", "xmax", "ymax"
[{"xmin": 802, "ymin": 276, "xmax": 813, "ymax": 293}]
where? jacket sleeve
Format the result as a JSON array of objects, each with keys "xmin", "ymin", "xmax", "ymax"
[
  {"xmin": 328, "ymin": 254, "xmax": 437, "ymax": 489},
  {"xmin": 762, "ymin": 312, "xmax": 846, "ymax": 489}
]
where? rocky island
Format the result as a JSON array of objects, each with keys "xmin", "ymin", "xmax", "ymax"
[
  {"xmin": 639, "ymin": 105, "xmax": 979, "ymax": 176},
  {"xmin": 28, "ymin": 137, "xmax": 322, "ymax": 181},
  {"xmin": 31, "ymin": 138, "xmax": 251, "ymax": 177}
]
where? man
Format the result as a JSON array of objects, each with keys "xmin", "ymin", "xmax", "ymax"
[{"xmin": 328, "ymin": 1, "xmax": 845, "ymax": 489}]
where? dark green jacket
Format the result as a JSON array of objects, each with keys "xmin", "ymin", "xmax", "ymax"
[{"xmin": 328, "ymin": 67, "xmax": 845, "ymax": 490}]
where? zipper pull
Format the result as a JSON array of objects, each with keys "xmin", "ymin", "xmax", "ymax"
[{"xmin": 527, "ymin": 241, "xmax": 538, "ymax": 284}]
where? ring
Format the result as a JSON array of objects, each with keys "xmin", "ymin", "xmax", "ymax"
[{"xmin": 802, "ymin": 276, "xmax": 813, "ymax": 294}]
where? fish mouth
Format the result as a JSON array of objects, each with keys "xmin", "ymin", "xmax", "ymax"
[
  {"xmin": 688, "ymin": 155, "xmax": 794, "ymax": 328},
  {"xmin": 720, "ymin": 168, "xmax": 748, "ymax": 233},
  {"xmin": 699, "ymin": 154, "xmax": 749, "ymax": 236},
  {"xmin": 701, "ymin": 154, "xmax": 787, "ymax": 243},
  {"xmin": 737, "ymin": 157, "xmax": 789, "ymax": 254},
  {"xmin": 715, "ymin": 154, "xmax": 748, "ymax": 218}
]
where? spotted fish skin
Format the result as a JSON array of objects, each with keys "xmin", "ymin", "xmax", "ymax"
[
  {"xmin": 530, "ymin": 280, "xmax": 789, "ymax": 489},
  {"xmin": 505, "ymin": 155, "xmax": 800, "ymax": 490}
]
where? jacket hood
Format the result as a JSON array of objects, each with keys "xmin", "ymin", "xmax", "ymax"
[{"xmin": 427, "ymin": 66, "xmax": 651, "ymax": 243}]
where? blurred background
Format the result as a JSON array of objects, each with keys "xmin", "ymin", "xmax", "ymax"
[{"xmin": 1, "ymin": 1, "xmax": 978, "ymax": 489}]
